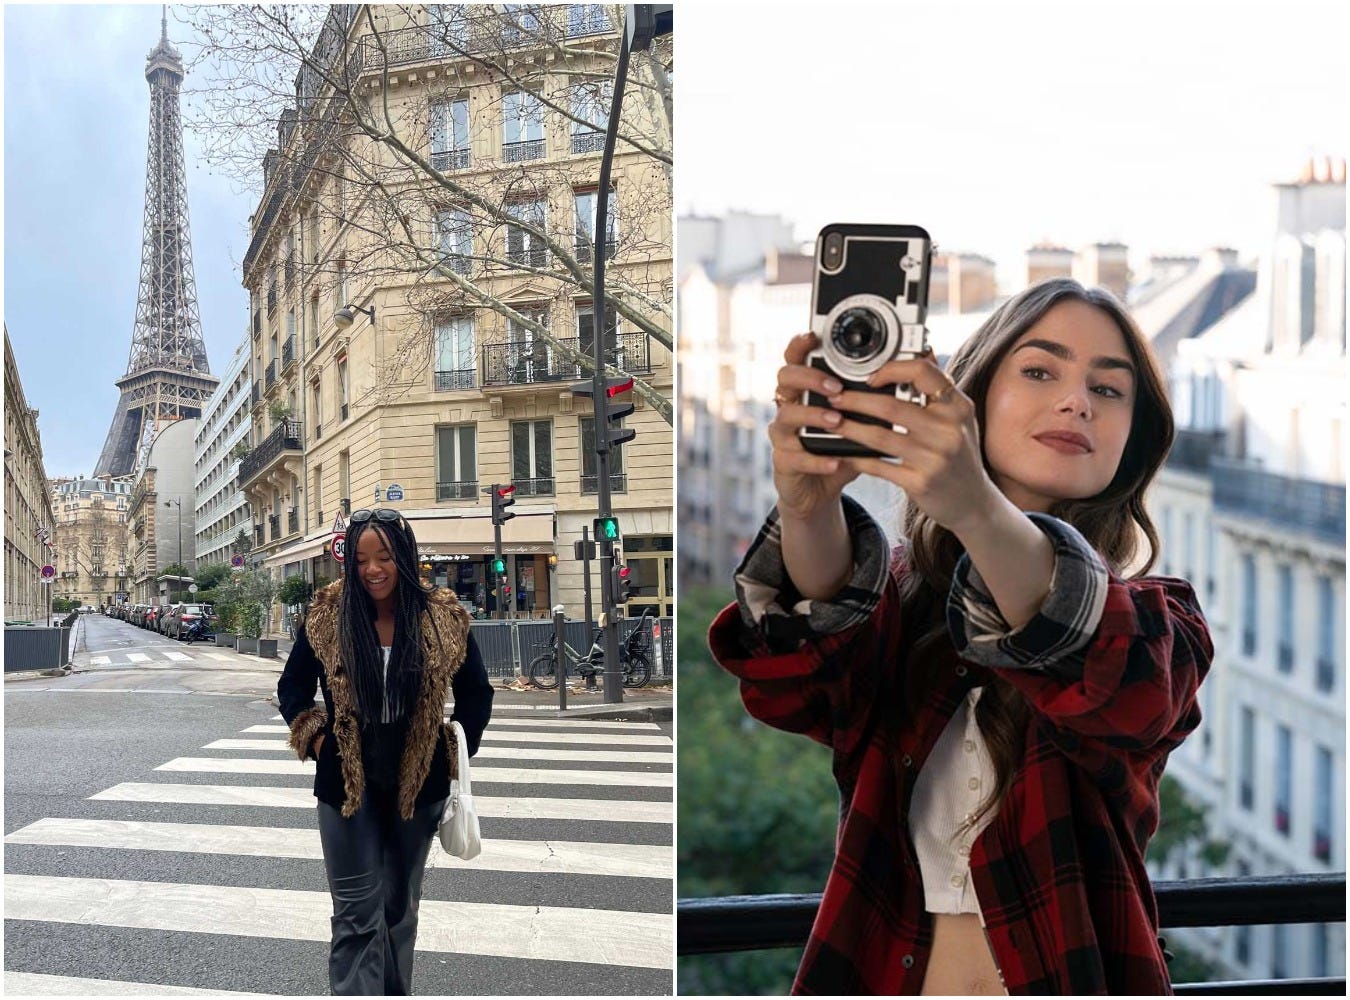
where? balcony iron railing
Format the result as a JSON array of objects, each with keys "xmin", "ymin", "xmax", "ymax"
[
  {"xmin": 438, "ymin": 251, "xmax": 471, "ymax": 276},
  {"xmin": 566, "ymin": 7, "xmax": 611, "ymax": 36},
  {"xmin": 507, "ymin": 244, "xmax": 550, "ymax": 268},
  {"xmin": 284, "ymin": 255, "xmax": 295, "ymax": 288},
  {"xmin": 254, "ymin": 526, "xmax": 265, "ymax": 547},
  {"xmin": 571, "ymin": 130, "xmax": 606, "ymax": 155},
  {"xmin": 267, "ymin": 283, "xmax": 277, "ymax": 315},
  {"xmin": 503, "ymin": 138, "xmax": 545, "ymax": 163},
  {"xmin": 581, "ymin": 472, "xmax": 627, "ymax": 494},
  {"xmin": 251, "ymin": 381, "xmax": 262, "ymax": 407},
  {"xmin": 434, "ymin": 369, "xmax": 476, "ymax": 391},
  {"xmin": 575, "ymin": 238, "xmax": 618, "ymax": 264},
  {"xmin": 239, "ymin": 418, "xmax": 303, "ymax": 487},
  {"xmin": 269, "ymin": 515, "xmax": 280, "ymax": 542},
  {"xmin": 1212, "ymin": 459, "xmax": 1346, "ymax": 546},
  {"xmin": 510, "ymin": 477, "xmax": 555, "ymax": 497},
  {"xmin": 436, "ymin": 480, "xmax": 478, "ymax": 501},
  {"xmin": 430, "ymin": 148, "xmax": 470, "ymax": 172},
  {"xmin": 678, "ymin": 873, "xmax": 1346, "ymax": 995},
  {"xmin": 265, "ymin": 360, "xmax": 277, "ymax": 390},
  {"xmin": 1167, "ymin": 428, "xmax": 1225, "ymax": 474},
  {"xmin": 288, "ymin": 509, "xmax": 299, "ymax": 535},
  {"xmin": 482, "ymin": 332, "xmax": 652, "ymax": 388},
  {"xmin": 252, "ymin": 310, "xmax": 261, "ymax": 338},
  {"xmin": 282, "ymin": 335, "xmax": 296, "ymax": 370}
]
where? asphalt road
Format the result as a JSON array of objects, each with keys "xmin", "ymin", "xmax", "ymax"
[{"xmin": 5, "ymin": 615, "xmax": 674, "ymax": 995}]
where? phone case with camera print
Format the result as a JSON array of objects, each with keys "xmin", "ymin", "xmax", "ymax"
[{"xmin": 800, "ymin": 223, "xmax": 934, "ymax": 457}]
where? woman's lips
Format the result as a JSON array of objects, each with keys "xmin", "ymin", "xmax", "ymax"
[{"xmin": 1034, "ymin": 434, "xmax": 1091, "ymax": 455}]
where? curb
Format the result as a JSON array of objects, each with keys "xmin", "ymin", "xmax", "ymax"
[
  {"xmin": 553, "ymin": 703, "xmax": 672, "ymax": 723},
  {"xmin": 4, "ymin": 665, "xmax": 72, "ymax": 682}
]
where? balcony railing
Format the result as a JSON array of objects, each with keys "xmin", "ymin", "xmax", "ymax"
[
  {"xmin": 507, "ymin": 244, "xmax": 550, "ymax": 268},
  {"xmin": 438, "ymin": 251, "xmax": 471, "ymax": 276},
  {"xmin": 430, "ymin": 148, "xmax": 470, "ymax": 172},
  {"xmin": 571, "ymin": 130, "xmax": 606, "ymax": 155},
  {"xmin": 284, "ymin": 256, "xmax": 295, "ymax": 288},
  {"xmin": 483, "ymin": 332, "xmax": 652, "ymax": 388},
  {"xmin": 252, "ymin": 310, "xmax": 261, "ymax": 338},
  {"xmin": 251, "ymin": 381, "xmax": 262, "ymax": 407},
  {"xmin": 435, "ymin": 369, "xmax": 476, "ymax": 391},
  {"xmin": 265, "ymin": 360, "xmax": 277, "ymax": 390},
  {"xmin": 437, "ymin": 480, "xmax": 477, "ymax": 501},
  {"xmin": 239, "ymin": 418, "xmax": 303, "ymax": 487},
  {"xmin": 1167, "ymin": 428, "xmax": 1225, "ymax": 474},
  {"xmin": 288, "ymin": 509, "xmax": 299, "ymax": 535},
  {"xmin": 282, "ymin": 335, "xmax": 296, "ymax": 370},
  {"xmin": 581, "ymin": 472, "xmax": 627, "ymax": 494},
  {"xmin": 268, "ymin": 515, "xmax": 281, "ymax": 542},
  {"xmin": 511, "ymin": 477, "xmax": 555, "ymax": 497},
  {"xmin": 566, "ymin": 8, "xmax": 612, "ymax": 37},
  {"xmin": 575, "ymin": 238, "xmax": 618, "ymax": 264},
  {"xmin": 1212, "ymin": 459, "xmax": 1346, "ymax": 546},
  {"xmin": 678, "ymin": 873, "xmax": 1346, "ymax": 995},
  {"xmin": 267, "ymin": 283, "xmax": 277, "ymax": 315},
  {"xmin": 503, "ymin": 138, "xmax": 545, "ymax": 163},
  {"xmin": 254, "ymin": 526, "xmax": 265, "ymax": 547}
]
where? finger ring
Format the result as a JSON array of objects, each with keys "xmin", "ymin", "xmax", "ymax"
[
  {"xmin": 930, "ymin": 385, "xmax": 955, "ymax": 405},
  {"xmin": 773, "ymin": 390, "xmax": 793, "ymax": 408}
]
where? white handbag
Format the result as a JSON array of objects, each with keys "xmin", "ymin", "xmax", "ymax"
[{"xmin": 438, "ymin": 720, "xmax": 482, "ymax": 860}]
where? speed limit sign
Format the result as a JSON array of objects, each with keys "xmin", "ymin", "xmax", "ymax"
[{"xmin": 331, "ymin": 535, "xmax": 346, "ymax": 563}]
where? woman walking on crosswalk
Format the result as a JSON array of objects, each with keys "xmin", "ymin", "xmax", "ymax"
[{"xmin": 278, "ymin": 508, "xmax": 494, "ymax": 995}]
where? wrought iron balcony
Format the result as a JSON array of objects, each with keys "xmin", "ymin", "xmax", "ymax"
[
  {"xmin": 251, "ymin": 381, "xmax": 262, "ymax": 407},
  {"xmin": 253, "ymin": 526, "xmax": 264, "ymax": 547},
  {"xmin": 268, "ymin": 514, "xmax": 280, "ymax": 542},
  {"xmin": 503, "ymin": 138, "xmax": 545, "ymax": 163},
  {"xmin": 265, "ymin": 360, "xmax": 277, "ymax": 390},
  {"xmin": 571, "ymin": 130, "xmax": 606, "ymax": 155},
  {"xmin": 437, "ymin": 480, "xmax": 477, "ymax": 501},
  {"xmin": 506, "ymin": 245, "xmax": 550, "ymax": 269},
  {"xmin": 434, "ymin": 369, "xmax": 476, "ymax": 391},
  {"xmin": 438, "ymin": 252, "xmax": 472, "ymax": 276},
  {"xmin": 430, "ymin": 148, "xmax": 470, "ymax": 172},
  {"xmin": 1167, "ymin": 428, "xmax": 1225, "ymax": 474},
  {"xmin": 267, "ymin": 283, "xmax": 277, "ymax": 315},
  {"xmin": 566, "ymin": 8, "xmax": 612, "ymax": 37},
  {"xmin": 575, "ymin": 238, "xmax": 618, "ymax": 264},
  {"xmin": 678, "ymin": 873, "xmax": 1346, "ymax": 995},
  {"xmin": 1212, "ymin": 459, "xmax": 1345, "ymax": 546},
  {"xmin": 282, "ymin": 335, "xmax": 296, "ymax": 370},
  {"xmin": 239, "ymin": 418, "xmax": 303, "ymax": 488},
  {"xmin": 511, "ymin": 477, "xmax": 555, "ymax": 498},
  {"xmin": 284, "ymin": 255, "xmax": 295, "ymax": 288},
  {"xmin": 252, "ymin": 309, "xmax": 261, "ymax": 338},
  {"xmin": 482, "ymin": 333, "xmax": 651, "ymax": 388},
  {"xmin": 355, "ymin": 9, "xmax": 612, "ymax": 74},
  {"xmin": 581, "ymin": 473, "xmax": 627, "ymax": 495},
  {"xmin": 288, "ymin": 509, "xmax": 299, "ymax": 535}
]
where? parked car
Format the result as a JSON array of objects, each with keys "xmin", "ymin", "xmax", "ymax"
[
  {"xmin": 144, "ymin": 606, "xmax": 162, "ymax": 631},
  {"xmin": 166, "ymin": 604, "xmax": 210, "ymax": 640}
]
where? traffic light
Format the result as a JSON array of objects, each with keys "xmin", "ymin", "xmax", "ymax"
[
  {"xmin": 612, "ymin": 563, "xmax": 632, "ymax": 603},
  {"xmin": 594, "ymin": 516, "xmax": 620, "ymax": 542},
  {"xmin": 604, "ymin": 376, "xmax": 636, "ymax": 447},
  {"xmin": 490, "ymin": 483, "xmax": 517, "ymax": 526},
  {"xmin": 491, "ymin": 556, "xmax": 505, "ymax": 575}
]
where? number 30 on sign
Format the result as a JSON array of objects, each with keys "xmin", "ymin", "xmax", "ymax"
[{"xmin": 331, "ymin": 535, "xmax": 346, "ymax": 563}]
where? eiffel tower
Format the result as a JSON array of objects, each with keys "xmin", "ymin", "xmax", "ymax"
[{"xmin": 94, "ymin": 7, "xmax": 217, "ymax": 478}]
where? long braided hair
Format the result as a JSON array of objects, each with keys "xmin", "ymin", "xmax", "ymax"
[
  {"xmin": 339, "ymin": 515, "xmax": 439, "ymax": 727},
  {"xmin": 900, "ymin": 278, "xmax": 1174, "ymax": 835}
]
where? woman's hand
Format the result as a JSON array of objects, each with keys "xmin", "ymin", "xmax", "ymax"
[
  {"xmin": 768, "ymin": 332, "xmax": 862, "ymax": 522},
  {"xmin": 313, "ymin": 733, "xmax": 325, "ymax": 758},
  {"xmin": 829, "ymin": 351, "xmax": 1001, "ymax": 534}
]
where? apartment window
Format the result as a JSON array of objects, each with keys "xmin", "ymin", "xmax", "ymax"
[
  {"xmin": 506, "ymin": 309, "xmax": 552, "ymax": 382},
  {"xmin": 434, "ymin": 316, "xmax": 476, "ymax": 391},
  {"xmin": 569, "ymin": 79, "xmax": 610, "ymax": 153},
  {"xmin": 309, "ymin": 295, "xmax": 320, "ymax": 354},
  {"xmin": 506, "ymin": 198, "xmax": 548, "ymax": 267},
  {"xmin": 1277, "ymin": 564, "xmax": 1294, "ymax": 672},
  {"xmin": 285, "ymin": 309, "xmax": 297, "ymax": 364},
  {"xmin": 580, "ymin": 416, "xmax": 626, "ymax": 494},
  {"xmin": 1314, "ymin": 745, "xmax": 1333, "ymax": 862},
  {"xmin": 511, "ymin": 420, "xmax": 554, "ymax": 496},
  {"xmin": 1238, "ymin": 705, "xmax": 1254, "ymax": 810},
  {"xmin": 338, "ymin": 356, "xmax": 349, "ymax": 421},
  {"xmin": 502, "ymin": 91, "xmax": 544, "ymax": 162},
  {"xmin": 311, "ymin": 378, "xmax": 323, "ymax": 436},
  {"xmin": 574, "ymin": 187, "xmax": 617, "ymax": 263},
  {"xmin": 1316, "ymin": 575, "xmax": 1336, "ymax": 692},
  {"xmin": 1274, "ymin": 724, "xmax": 1291, "ymax": 835},
  {"xmin": 307, "ymin": 209, "xmax": 320, "ymax": 263},
  {"xmin": 1241, "ymin": 554, "xmax": 1257, "ymax": 656},
  {"xmin": 576, "ymin": 302, "xmax": 621, "ymax": 372},
  {"xmin": 312, "ymin": 464, "xmax": 323, "ymax": 524},
  {"xmin": 435, "ymin": 424, "xmax": 477, "ymax": 500},
  {"xmin": 435, "ymin": 207, "xmax": 472, "ymax": 274},
  {"xmin": 430, "ymin": 98, "xmax": 470, "ymax": 171}
]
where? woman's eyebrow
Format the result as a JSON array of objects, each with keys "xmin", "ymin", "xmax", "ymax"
[{"xmin": 1013, "ymin": 338, "xmax": 1135, "ymax": 377}]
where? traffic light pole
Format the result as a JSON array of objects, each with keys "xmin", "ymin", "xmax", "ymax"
[{"xmin": 493, "ymin": 522, "xmax": 506, "ymax": 621}]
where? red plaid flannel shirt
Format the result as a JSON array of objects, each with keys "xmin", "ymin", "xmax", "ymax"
[{"xmin": 709, "ymin": 505, "xmax": 1212, "ymax": 995}]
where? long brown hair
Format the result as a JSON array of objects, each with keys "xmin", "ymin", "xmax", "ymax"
[{"xmin": 901, "ymin": 278, "xmax": 1174, "ymax": 834}]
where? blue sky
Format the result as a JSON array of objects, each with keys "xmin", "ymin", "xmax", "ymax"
[{"xmin": 5, "ymin": 4, "xmax": 256, "ymax": 478}]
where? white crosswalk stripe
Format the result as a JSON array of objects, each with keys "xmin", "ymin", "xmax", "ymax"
[{"xmin": 6, "ymin": 705, "xmax": 674, "ymax": 994}]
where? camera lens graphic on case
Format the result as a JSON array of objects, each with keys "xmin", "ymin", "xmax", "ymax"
[{"xmin": 831, "ymin": 307, "xmax": 887, "ymax": 362}]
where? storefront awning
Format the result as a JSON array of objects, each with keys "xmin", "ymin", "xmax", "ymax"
[{"xmin": 409, "ymin": 512, "xmax": 554, "ymax": 555}]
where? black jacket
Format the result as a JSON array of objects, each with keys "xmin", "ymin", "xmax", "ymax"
[{"xmin": 276, "ymin": 581, "xmax": 494, "ymax": 818}]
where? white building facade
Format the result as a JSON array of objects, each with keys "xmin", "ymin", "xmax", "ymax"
[{"xmin": 194, "ymin": 333, "xmax": 255, "ymax": 568}]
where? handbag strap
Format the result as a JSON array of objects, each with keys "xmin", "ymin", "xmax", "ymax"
[{"xmin": 448, "ymin": 719, "xmax": 472, "ymax": 795}]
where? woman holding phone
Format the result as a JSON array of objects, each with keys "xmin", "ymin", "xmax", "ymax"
[
  {"xmin": 278, "ymin": 508, "xmax": 493, "ymax": 995},
  {"xmin": 709, "ymin": 277, "xmax": 1212, "ymax": 995}
]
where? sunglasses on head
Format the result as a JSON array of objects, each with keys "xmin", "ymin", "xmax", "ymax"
[{"xmin": 349, "ymin": 509, "xmax": 404, "ymax": 525}]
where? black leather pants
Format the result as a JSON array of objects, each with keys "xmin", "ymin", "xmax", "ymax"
[{"xmin": 316, "ymin": 791, "xmax": 445, "ymax": 996}]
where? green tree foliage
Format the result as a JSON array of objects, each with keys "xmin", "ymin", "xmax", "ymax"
[
  {"xmin": 1148, "ymin": 773, "xmax": 1232, "ymax": 871},
  {"xmin": 159, "ymin": 563, "xmax": 190, "ymax": 579},
  {"xmin": 677, "ymin": 585, "xmax": 837, "ymax": 995},
  {"xmin": 276, "ymin": 575, "xmax": 314, "ymax": 607},
  {"xmin": 194, "ymin": 562, "xmax": 231, "ymax": 590},
  {"xmin": 215, "ymin": 568, "xmax": 276, "ymax": 638}
]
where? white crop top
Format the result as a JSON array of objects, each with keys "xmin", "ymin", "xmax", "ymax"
[{"xmin": 909, "ymin": 685, "xmax": 999, "ymax": 919}]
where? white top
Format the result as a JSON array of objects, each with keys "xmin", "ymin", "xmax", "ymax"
[
  {"xmin": 909, "ymin": 686, "xmax": 999, "ymax": 919},
  {"xmin": 380, "ymin": 646, "xmax": 391, "ymax": 722}
]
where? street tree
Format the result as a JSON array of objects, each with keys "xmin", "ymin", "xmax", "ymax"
[{"xmin": 179, "ymin": 4, "xmax": 673, "ymax": 421}]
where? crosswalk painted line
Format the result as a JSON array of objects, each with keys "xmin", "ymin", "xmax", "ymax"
[
  {"xmin": 267, "ymin": 713, "xmax": 664, "ymax": 730},
  {"xmin": 241, "ymin": 723, "xmax": 671, "ymax": 746},
  {"xmin": 159, "ymin": 650, "xmax": 191, "ymax": 661},
  {"xmin": 91, "ymin": 656, "xmax": 111, "ymax": 666},
  {"xmin": 199, "ymin": 652, "xmax": 235, "ymax": 661},
  {"xmin": 6, "ymin": 817, "xmax": 672, "ymax": 879},
  {"xmin": 5, "ymin": 875, "xmax": 672, "ymax": 970},
  {"xmin": 90, "ymin": 782, "xmax": 674, "ymax": 822},
  {"xmin": 124, "ymin": 653, "xmax": 150, "ymax": 663},
  {"xmin": 155, "ymin": 756, "xmax": 673, "ymax": 786},
  {"xmin": 4, "ymin": 972, "xmax": 267, "ymax": 996},
  {"xmin": 201, "ymin": 737, "xmax": 670, "ymax": 765}
]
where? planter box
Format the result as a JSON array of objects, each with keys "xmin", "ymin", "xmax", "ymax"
[
  {"xmin": 236, "ymin": 635, "xmax": 260, "ymax": 655},
  {"xmin": 216, "ymin": 632, "xmax": 237, "ymax": 647},
  {"xmin": 258, "ymin": 638, "xmax": 279, "ymax": 659}
]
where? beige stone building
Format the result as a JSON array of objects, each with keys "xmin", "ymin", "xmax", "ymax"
[
  {"xmin": 49, "ymin": 476, "xmax": 133, "ymax": 610},
  {"xmin": 237, "ymin": 4, "xmax": 673, "ymax": 621},
  {"xmin": 5, "ymin": 327, "xmax": 58, "ymax": 620}
]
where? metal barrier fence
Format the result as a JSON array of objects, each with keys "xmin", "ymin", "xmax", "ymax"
[
  {"xmin": 678, "ymin": 872, "xmax": 1346, "ymax": 995},
  {"xmin": 4, "ymin": 625, "xmax": 72, "ymax": 673},
  {"xmin": 469, "ymin": 616, "xmax": 673, "ymax": 679}
]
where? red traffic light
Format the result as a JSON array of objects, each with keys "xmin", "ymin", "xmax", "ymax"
[
  {"xmin": 617, "ymin": 565, "xmax": 632, "ymax": 579},
  {"xmin": 497, "ymin": 485, "xmax": 516, "ymax": 497},
  {"xmin": 606, "ymin": 377, "xmax": 634, "ymax": 398}
]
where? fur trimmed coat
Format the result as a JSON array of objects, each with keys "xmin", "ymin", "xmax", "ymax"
[{"xmin": 276, "ymin": 580, "xmax": 494, "ymax": 819}]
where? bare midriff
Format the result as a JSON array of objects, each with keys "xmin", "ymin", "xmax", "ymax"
[{"xmin": 919, "ymin": 912, "xmax": 1008, "ymax": 996}]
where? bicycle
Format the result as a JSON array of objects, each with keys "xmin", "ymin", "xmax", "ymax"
[{"xmin": 528, "ymin": 607, "xmax": 655, "ymax": 689}]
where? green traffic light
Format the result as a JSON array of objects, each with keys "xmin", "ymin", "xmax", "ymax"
[
  {"xmin": 597, "ymin": 516, "xmax": 620, "ymax": 541},
  {"xmin": 492, "ymin": 558, "xmax": 505, "ymax": 574}
]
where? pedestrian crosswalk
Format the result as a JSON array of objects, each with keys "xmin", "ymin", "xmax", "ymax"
[
  {"xmin": 86, "ymin": 648, "xmax": 249, "ymax": 668},
  {"xmin": 4, "ymin": 706, "xmax": 674, "ymax": 995}
]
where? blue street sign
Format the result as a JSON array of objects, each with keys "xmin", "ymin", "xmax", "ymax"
[{"xmin": 386, "ymin": 483, "xmax": 404, "ymax": 502}]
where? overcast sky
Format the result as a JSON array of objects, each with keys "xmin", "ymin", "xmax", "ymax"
[
  {"xmin": 678, "ymin": 0, "xmax": 1346, "ymax": 280},
  {"xmin": 5, "ymin": 3, "xmax": 256, "ymax": 480}
]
